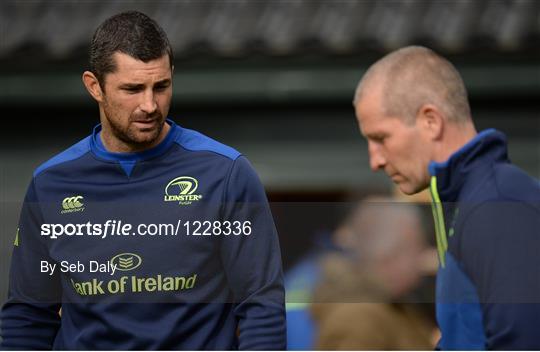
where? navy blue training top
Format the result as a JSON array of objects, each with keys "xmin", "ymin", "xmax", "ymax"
[{"xmin": 0, "ymin": 120, "xmax": 286, "ymax": 350}]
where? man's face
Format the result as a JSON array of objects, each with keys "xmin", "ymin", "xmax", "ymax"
[
  {"xmin": 99, "ymin": 52, "xmax": 172, "ymax": 150},
  {"xmin": 355, "ymin": 90, "xmax": 431, "ymax": 195}
]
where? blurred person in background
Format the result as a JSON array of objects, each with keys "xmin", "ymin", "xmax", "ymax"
[
  {"xmin": 285, "ymin": 227, "xmax": 337, "ymax": 350},
  {"xmin": 354, "ymin": 45, "xmax": 540, "ymax": 349},
  {"xmin": 310, "ymin": 197, "xmax": 437, "ymax": 350},
  {"xmin": 0, "ymin": 11, "xmax": 285, "ymax": 350},
  {"xmin": 284, "ymin": 198, "xmax": 383, "ymax": 350}
]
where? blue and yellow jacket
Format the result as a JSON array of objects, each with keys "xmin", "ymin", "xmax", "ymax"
[
  {"xmin": 0, "ymin": 120, "xmax": 286, "ymax": 350},
  {"xmin": 428, "ymin": 129, "xmax": 540, "ymax": 349}
]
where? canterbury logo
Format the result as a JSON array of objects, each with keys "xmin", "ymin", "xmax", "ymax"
[
  {"xmin": 110, "ymin": 253, "xmax": 142, "ymax": 271},
  {"xmin": 164, "ymin": 176, "xmax": 203, "ymax": 205},
  {"xmin": 60, "ymin": 196, "xmax": 85, "ymax": 214},
  {"xmin": 62, "ymin": 196, "xmax": 84, "ymax": 210}
]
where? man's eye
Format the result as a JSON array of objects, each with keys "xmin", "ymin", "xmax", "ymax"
[
  {"xmin": 123, "ymin": 88, "xmax": 141, "ymax": 93},
  {"xmin": 154, "ymin": 85, "xmax": 169, "ymax": 92}
]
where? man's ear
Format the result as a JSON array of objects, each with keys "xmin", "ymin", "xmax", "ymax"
[
  {"xmin": 417, "ymin": 103, "xmax": 444, "ymax": 141},
  {"xmin": 82, "ymin": 71, "xmax": 104, "ymax": 103}
]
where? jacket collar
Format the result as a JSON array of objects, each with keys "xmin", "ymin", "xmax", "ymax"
[{"xmin": 428, "ymin": 129, "xmax": 509, "ymax": 202}]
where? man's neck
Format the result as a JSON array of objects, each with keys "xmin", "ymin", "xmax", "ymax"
[{"xmin": 434, "ymin": 122, "xmax": 477, "ymax": 163}]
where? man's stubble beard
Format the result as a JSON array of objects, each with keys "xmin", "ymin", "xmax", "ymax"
[{"xmin": 102, "ymin": 100, "xmax": 165, "ymax": 150}]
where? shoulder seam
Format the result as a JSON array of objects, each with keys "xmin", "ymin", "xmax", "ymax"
[
  {"xmin": 175, "ymin": 142, "xmax": 242, "ymax": 161},
  {"xmin": 34, "ymin": 152, "xmax": 90, "ymax": 178},
  {"xmin": 33, "ymin": 137, "xmax": 92, "ymax": 177},
  {"xmin": 174, "ymin": 128, "xmax": 241, "ymax": 161}
]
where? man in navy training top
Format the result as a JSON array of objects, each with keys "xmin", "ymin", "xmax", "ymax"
[
  {"xmin": 353, "ymin": 46, "xmax": 540, "ymax": 350},
  {"xmin": 0, "ymin": 11, "xmax": 286, "ymax": 350}
]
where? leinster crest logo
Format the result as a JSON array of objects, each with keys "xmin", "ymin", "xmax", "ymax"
[{"xmin": 164, "ymin": 176, "xmax": 203, "ymax": 205}]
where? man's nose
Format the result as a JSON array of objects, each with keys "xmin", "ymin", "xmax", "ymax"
[
  {"xmin": 368, "ymin": 142, "xmax": 386, "ymax": 171},
  {"xmin": 140, "ymin": 91, "xmax": 157, "ymax": 114}
]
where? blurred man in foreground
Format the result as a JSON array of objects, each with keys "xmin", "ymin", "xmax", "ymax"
[{"xmin": 353, "ymin": 46, "xmax": 540, "ymax": 349}]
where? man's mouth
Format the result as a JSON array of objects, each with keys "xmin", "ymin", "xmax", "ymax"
[
  {"xmin": 132, "ymin": 118, "xmax": 160, "ymax": 128},
  {"xmin": 133, "ymin": 119, "xmax": 156, "ymax": 124},
  {"xmin": 132, "ymin": 120, "xmax": 159, "ymax": 130}
]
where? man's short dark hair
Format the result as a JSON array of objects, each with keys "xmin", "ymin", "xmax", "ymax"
[{"xmin": 89, "ymin": 11, "xmax": 173, "ymax": 88}]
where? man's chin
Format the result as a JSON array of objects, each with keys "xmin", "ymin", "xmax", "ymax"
[
  {"xmin": 123, "ymin": 130, "xmax": 162, "ymax": 149},
  {"xmin": 129, "ymin": 124, "xmax": 163, "ymax": 143},
  {"xmin": 397, "ymin": 182, "xmax": 430, "ymax": 196},
  {"xmin": 396, "ymin": 182, "xmax": 417, "ymax": 196},
  {"xmin": 133, "ymin": 133, "xmax": 161, "ymax": 145}
]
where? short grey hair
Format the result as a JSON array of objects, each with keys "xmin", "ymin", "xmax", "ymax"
[{"xmin": 354, "ymin": 46, "xmax": 471, "ymax": 125}]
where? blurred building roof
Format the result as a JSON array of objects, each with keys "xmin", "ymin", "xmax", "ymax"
[{"xmin": 1, "ymin": 0, "xmax": 539, "ymax": 60}]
